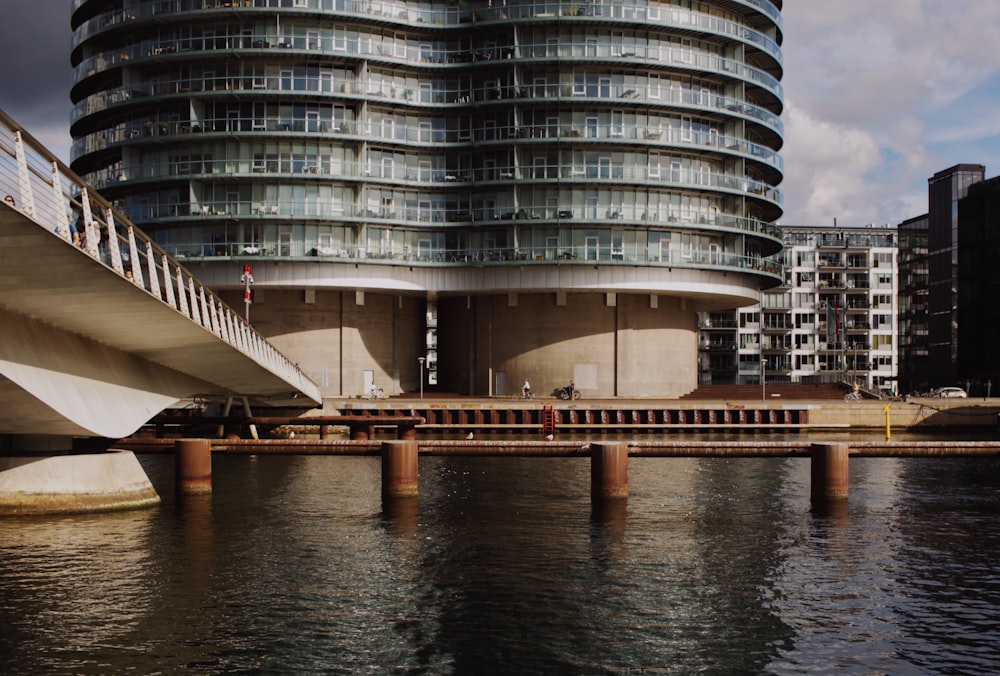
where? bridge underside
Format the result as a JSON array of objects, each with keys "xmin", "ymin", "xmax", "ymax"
[
  {"xmin": 0, "ymin": 307, "xmax": 214, "ymax": 438},
  {"xmin": 0, "ymin": 204, "xmax": 318, "ymax": 442}
]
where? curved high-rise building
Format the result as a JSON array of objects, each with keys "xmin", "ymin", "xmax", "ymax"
[{"xmin": 70, "ymin": 0, "xmax": 784, "ymax": 398}]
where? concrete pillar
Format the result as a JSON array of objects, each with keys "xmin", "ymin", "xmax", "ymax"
[
  {"xmin": 810, "ymin": 442, "xmax": 849, "ymax": 502},
  {"xmin": 591, "ymin": 441, "xmax": 628, "ymax": 500},
  {"xmin": 175, "ymin": 439, "xmax": 212, "ymax": 494},
  {"xmin": 382, "ymin": 440, "xmax": 418, "ymax": 498}
]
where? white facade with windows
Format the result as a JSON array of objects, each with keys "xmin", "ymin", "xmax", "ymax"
[{"xmin": 700, "ymin": 224, "xmax": 899, "ymax": 394}]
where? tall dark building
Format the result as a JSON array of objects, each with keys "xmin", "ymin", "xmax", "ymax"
[
  {"xmin": 926, "ymin": 164, "xmax": 984, "ymax": 387},
  {"xmin": 957, "ymin": 176, "xmax": 1000, "ymax": 394},
  {"xmin": 897, "ymin": 213, "xmax": 928, "ymax": 393}
]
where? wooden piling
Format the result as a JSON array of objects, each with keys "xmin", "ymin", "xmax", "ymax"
[
  {"xmin": 591, "ymin": 441, "xmax": 628, "ymax": 500},
  {"xmin": 381, "ymin": 440, "xmax": 418, "ymax": 498},
  {"xmin": 810, "ymin": 442, "xmax": 849, "ymax": 502},
  {"xmin": 175, "ymin": 439, "xmax": 212, "ymax": 494}
]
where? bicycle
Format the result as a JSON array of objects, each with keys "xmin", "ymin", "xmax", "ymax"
[{"xmin": 844, "ymin": 391, "xmax": 862, "ymax": 402}]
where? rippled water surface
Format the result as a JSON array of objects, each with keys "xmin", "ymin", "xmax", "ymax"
[{"xmin": 2, "ymin": 453, "xmax": 1000, "ymax": 674}]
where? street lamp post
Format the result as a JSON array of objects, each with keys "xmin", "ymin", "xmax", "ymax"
[
  {"xmin": 761, "ymin": 357, "xmax": 767, "ymax": 401},
  {"xmin": 418, "ymin": 356, "xmax": 425, "ymax": 400}
]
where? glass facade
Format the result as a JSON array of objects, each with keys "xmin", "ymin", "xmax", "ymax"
[
  {"xmin": 70, "ymin": 0, "xmax": 785, "ymax": 397},
  {"xmin": 71, "ymin": 0, "xmax": 782, "ymax": 269}
]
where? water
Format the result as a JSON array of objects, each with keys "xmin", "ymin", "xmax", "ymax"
[{"xmin": 2, "ymin": 452, "xmax": 1000, "ymax": 674}]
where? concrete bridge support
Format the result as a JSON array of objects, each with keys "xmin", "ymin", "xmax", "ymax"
[
  {"xmin": 382, "ymin": 440, "xmax": 419, "ymax": 498},
  {"xmin": 0, "ymin": 451, "xmax": 159, "ymax": 514},
  {"xmin": 591, "ymin": 442, "xmax": 629, "ymax": 500}
]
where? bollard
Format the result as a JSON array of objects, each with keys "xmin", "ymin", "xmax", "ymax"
[
  {"xmin": 381, "ymin": 440, "xmax": 418, "ymax": 498},
  {"xmin": 175, "ymin": 439, "xmax": 212, "ymax": 494},
  {"xmin": 810, "ymin": 442, "xmax": 849, "ymax": 502},
  {"xmin": 591, "ymin": 441, "xmax": 628, "ymax": 500}
]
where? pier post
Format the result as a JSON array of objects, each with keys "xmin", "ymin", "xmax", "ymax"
[
  {"xmin": 591, "ymin": 442, "xmax": 628, "ymax": 500},
  {"xmin": 175, "ymin": 439, "xmax": 212, "ymax": 494},
  {"xmin": 810, "ymin": 442, "xmax": 849, "ymax": 502},
  {"xmin": 381, "ymin": 440, "xmax": 418, "ymax": 498}
]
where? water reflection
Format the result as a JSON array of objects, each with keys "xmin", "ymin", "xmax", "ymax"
[{"xmin": 0, "ymin": 453, "xmax": 999, "ymax": 673}]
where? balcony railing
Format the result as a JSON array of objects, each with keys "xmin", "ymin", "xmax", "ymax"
[
  {"xmin": 71, "ymin": 75, "xmax": 783, "ymax": 139},
  {"xmin": 74, "ymin": 0, "xmax": 782, "ymax": 65},
  {"xmin": 112, "ymin": 196, "xmax": 782, "ymax": 243},
  {"xmin": 73, "ymin": 115, "xmax": 782, "ymax": 174}
]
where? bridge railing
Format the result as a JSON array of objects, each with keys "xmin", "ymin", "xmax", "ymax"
[{"xmin": 0, "ymin": 109, "xmax": 319, "ymax": 401}]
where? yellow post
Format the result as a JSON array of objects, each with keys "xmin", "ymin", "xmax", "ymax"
[{"xmin": 884, "ymin": 404, "xmax": 891, "ymax": 442}]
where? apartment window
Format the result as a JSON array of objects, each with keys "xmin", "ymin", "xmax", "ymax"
[
  {"xmin": 648, "ymin": 153, "xmax": 661, "ymax": 178},
  {"xmin": 648, "ymin": 73, "xmax": 660, "ymax": 99},
  {"xmin": 611, "ymin": 31, "xmax": 624, "ymax": 56},
  {"xmin": 611, "ymin": 110, "xmax": 624, "ymax": 137},
  {"xmin": 872, "ymin": 313, "xmax": 891, "ymax": 328},
  {"xmin": 872, "ymin": 335, "xmax": 893, "ymax": 350}
]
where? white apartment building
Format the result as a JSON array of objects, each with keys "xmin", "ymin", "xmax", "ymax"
[{"xmin": 700, "ymin": 224, "xmax": 899, "ymax": 394}]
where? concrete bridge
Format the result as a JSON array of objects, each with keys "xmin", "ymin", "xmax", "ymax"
[{"xmin": 0, "ymin": 109, "xmax": 320, "ymax": 512}]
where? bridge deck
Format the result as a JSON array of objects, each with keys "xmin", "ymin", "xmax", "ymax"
[{"xmin": 1, "ymin": 110, "xmax": 319, "ymax": 438}]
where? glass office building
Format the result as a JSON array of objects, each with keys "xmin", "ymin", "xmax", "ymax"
[{"xmin": 70, "ymin": 0, "xmax": 784, "ymax": 398}]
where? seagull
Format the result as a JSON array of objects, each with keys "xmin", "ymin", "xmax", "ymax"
[
  {"xmin": 545, "ymin": 434, "xmax": 554, "ymax": 441},
  {"xmin": 466, "ymin": 432, "xmax": 474, "ymax": 440}
]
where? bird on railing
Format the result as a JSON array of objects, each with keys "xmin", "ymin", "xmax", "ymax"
[{"xmin": 466, "ymin": 432, "xmax": 474, "ymax": 440}]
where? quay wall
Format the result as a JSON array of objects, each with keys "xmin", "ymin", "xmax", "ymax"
[{"xmin": 325, "ymin": 397, "xmax": 1000, "ymax": 430}]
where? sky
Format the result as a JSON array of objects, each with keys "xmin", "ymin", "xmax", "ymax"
[{"xmin": 2, "ymin": 1, "xmax": 999, "ymax": 226}]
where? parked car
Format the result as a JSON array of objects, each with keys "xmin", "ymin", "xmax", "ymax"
[{"xmin": 934, "ymin": 387, "xmax": 968, "ymax": 398}]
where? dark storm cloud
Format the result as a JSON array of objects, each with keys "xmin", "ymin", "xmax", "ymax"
[
  {"xmin": 1, "ymin": 0, "xmax": 73, "ymax": 158},
  {"xmin": 1, "ymin": 1, "xmax": 72, "ymax": 115}
]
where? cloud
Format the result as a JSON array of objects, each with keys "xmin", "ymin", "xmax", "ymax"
[
  {"xmin": 779, "ymin": 1, "xmax": 1000, "ymax": 224},
  {"xmin": 0, "ymin": 1, "xmax": 74, "ymax": 162}
]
